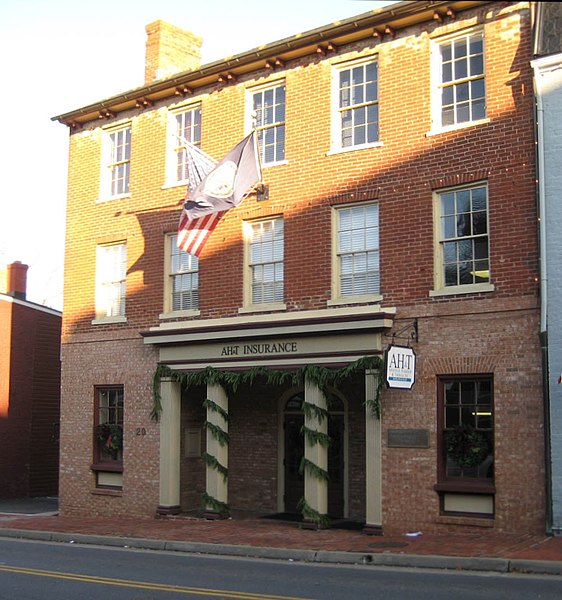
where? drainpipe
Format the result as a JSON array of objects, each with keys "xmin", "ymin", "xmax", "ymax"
[{"xmin": 532, "ymin": 58, "xmax": 557, "ymax": 536}]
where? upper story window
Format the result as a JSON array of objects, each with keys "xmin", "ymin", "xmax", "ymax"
[
  {"xmin": 332, "ymin": 58, "xmax": 379, "ymax": 151},
  {"xmin": 432, "ymin": 184, "xmax": 491, "ymax": 295},
  {"xmin": 95, "ymin": 242, "xmax": 127, "ymax": 321},
  {"xmin": 102, "ymin": 125, "xmax": 131, "ymax": 199},
  {"xmin": 244, "ymin": 217, "xmax": 284, "ymax": 307},
  {"xmin": 170, "ymin": 105, "xmax": 202, "ymax": 184},
  {"xmin": 166, "ymin": 234, "xmax": 199, "ymax": 313},
  {"xmin": 333, "ymin": 203, "xmax": 380, "ymax": 300},
  {"xmin": 435, "ymin": 30, "xmax": 485, "ymax": 129},
  {"xmin": 250, "ymin": 82, "xmax": 285, "ymax": 165}
]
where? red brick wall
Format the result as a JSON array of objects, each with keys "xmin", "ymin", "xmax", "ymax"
[
  {"xmin": 60, "ymin": 3, "xmax": 544, "ymax": 533},
  {"xmin": 0, "ymin": 298, "xmax": 61, "ymax": 498}
]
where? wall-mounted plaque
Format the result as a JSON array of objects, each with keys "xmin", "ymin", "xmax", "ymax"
[{"xmin": 387, "ymin": 429, "xmax": 429, "ymax": 448}]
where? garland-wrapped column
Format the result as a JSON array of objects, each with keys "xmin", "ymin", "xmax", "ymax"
[
  {"xmin": 364, "ymin": 369, "xmax": 383, "ymax": 534},
  {"xmin": 302, "ymin": 377, "xmax": 328, "ymax": 526},
  {"xmin": 204, "ymin": 383, "xmax": 229, "ymax": 518},
  {"xmin": 157, "ymin": 377, "xmax": 181, "ymax": 515}
]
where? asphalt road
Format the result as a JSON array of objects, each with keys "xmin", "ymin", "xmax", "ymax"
[{"xmin": 0, "ymin": 538, "xmax": 561, "ymax": 599}]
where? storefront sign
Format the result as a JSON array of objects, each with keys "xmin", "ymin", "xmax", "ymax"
[
  {"xmin": 221, "ymin": 341, "xmax": 298, "ymax": 356},
  {"xmin": 385, "ymin": 345, "xmax": 416, "ymax": 389}
]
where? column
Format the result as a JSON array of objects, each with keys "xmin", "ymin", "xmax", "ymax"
[
  {"xmin": 303, "ymin": 377, "xmax": 328, "ymax": 526},
  {"xmin": 157, "ymin": 377, "xmax": 181, "ymax": 515},
  {"xmin": 364, "ymin": 369, "xmax": 383, "ymax": 534},
  {"xmin": 204, "ymin": 382, "xmax": 229, "ymax": 519}
]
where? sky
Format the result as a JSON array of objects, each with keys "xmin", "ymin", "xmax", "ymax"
[{"xmin": 0, "ymin": 0, "xmax": 395, "ymax": 311}]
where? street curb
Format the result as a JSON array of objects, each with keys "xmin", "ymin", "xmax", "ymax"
[{"xmin": 1, "ymin": 528, "xmax": 561, "ymax": 575}]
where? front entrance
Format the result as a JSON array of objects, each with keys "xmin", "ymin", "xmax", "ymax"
[{"xmin": 283, "ymin": 393, "xmax": 345, "ymax": 518}]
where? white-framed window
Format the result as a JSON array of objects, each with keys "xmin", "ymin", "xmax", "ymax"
[
  {"xmin": 101, "ymin": 124, "xmax": 131, "ymax": 199},
  {"xmin": 432, "ymin": 183, "xmax": 491, "ymax": 294},
  {"xmin": 166, "ymin": 233, "xmax": 199, "ymax": 313},
  {"xmin": 249, "ymin": 82, "xmax": 285, "ymax": 165},
  {"xmin": 95, "ymin": 242, "xmax": 127, "ymax": 320},
  {"xmin": 169, "ymin": 104, "xmax": 202, "ymax": 184},
  {"xmin": 244, "ymin": 217, "xmax": 284, "ymax": 307},
  {"xmin": 433, "ymin": 30, "xmax": 485, "ymax": 129},
  {"xmin": 333, "ymin": 203, "xmax": 380, "ymax": 300},
  {"xmin": 332, "ymin": 58, "xmax": 379, "ymax": 151}
]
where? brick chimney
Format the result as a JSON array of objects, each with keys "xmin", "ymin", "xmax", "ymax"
[
  {"xmin": 144, "ymin": 20, "xmax": 203, "ymax": 85},
  {"xmin": 6, "ymin": 261, "xmax": 28, "ymax": 301}
]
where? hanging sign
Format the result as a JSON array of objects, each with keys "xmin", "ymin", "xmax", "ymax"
[{"xmin": 385, "ymin": 345, "xmax": 416, "ymax": 389}]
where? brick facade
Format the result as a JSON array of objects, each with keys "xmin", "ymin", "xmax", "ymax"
[
  {"xmin": 0, "ymin": 266, "xmax": 61, "ymax": 498},
  {"xmin": 56, "ymin": 2, "xmax": 545, "ymax": 535}
]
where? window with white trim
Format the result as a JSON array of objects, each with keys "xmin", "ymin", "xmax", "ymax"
[
  {"xmin": 435, "ymin": 30, "xmax": 485, "ymax": 128},
  {"xmin": 250, "ymin": 83, "xmax": 285, "ymax": 165},
  {"xmin": 334, "ymin": 203, "xmax": 380, "ymax": 298},
  {"xmin": 434, "ymin": 184, "xmax": 490, "ymax": 290},
  {"xmin": 95, "ymin": 242, "xmax": 127, "ymax": 319},
  {"xmin": 170, "ymin": 105, "xmax": 202, "ymax": 184},
  {"xmin": 333, "ymin": 58, "xmax": 379, "ymax": 150},
  {"xmin": 167, "ymin": 234, "xmax": 199, "ymax": 312},
  {"xmin": 102, "ymin": 125, "xmax": 131, "ymax": 198},
  {"xmin": 244, "ymin": 218, "xmax": 284, "ymax": 306}
]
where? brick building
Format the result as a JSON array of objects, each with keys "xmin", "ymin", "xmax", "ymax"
[
  {"xmin": 53, "ymin": 1, "xmax": 545, "ymax": 535},
  {"xmin": 0, "ymin": 262, "xmax": 61, "ymax": 498}
]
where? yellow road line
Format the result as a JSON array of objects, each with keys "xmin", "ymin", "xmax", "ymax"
[{"xmin": 0, "ymin": 565, "xmax": 316, "ymax": 600}]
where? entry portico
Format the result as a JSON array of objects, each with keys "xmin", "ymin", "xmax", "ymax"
[{"xmin": 142, "ymin": 305, "xmax": 394, "ymax": 528}]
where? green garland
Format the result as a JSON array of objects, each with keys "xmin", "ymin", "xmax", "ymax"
[
  {"xmin": 297, "ymin": 497, "xmax": 330, "ymax": 527},
  {"xmin": 203, "ymin": 452, "xmax": 228, "ymax": 481},
  {"xmin": 202, "ymin": 492, "xmax": 229, "ymax": 515},
  {"xmin": 299, "ymin": 456, "xmax": 329, "ymax": 481},
  {"xmin": 301, "ymin": 425, "xmax": 332, "ymax": 448},
  {"xmin": 204, "ymin": 421, "xmax": 230, "ymax": 447},
  {"xmin": 151, "ymin": 356, "xmax": 383, "ymax": 421},
  {"xmin": 301, "ymin": 401, "xmax": 329, "ymax": 422},
  {"xmin": 203, "ymin": 398, "xmax": 230, "ymax": 422}
]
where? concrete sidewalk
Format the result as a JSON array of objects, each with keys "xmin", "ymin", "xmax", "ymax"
[{"xmin": 1, "ymin": 499, "xmax": 561, "ymax": 576}]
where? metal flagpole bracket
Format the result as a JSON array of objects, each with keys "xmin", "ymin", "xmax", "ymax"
[{"xmin": 255, "ymin": 183, "xmax": 269, "ymax": 201}]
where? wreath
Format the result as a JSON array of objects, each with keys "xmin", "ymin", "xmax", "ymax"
[
  {"xmin": 95, "ymin": 423, "xmax": 123, "ymax": 455},
  {"xmin": 445, "ymin": 425, "xmax": 488, "ymax": 469}
]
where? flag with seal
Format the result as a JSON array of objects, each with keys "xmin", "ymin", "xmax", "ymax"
[{"xmin": 177, "ymin": 132, "xmax": 261, "ymax": 256}]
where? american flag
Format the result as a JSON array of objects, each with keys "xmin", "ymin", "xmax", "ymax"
[{"xmin": 177, "ymin": 132, "xmax": 261, "ymax": 257}]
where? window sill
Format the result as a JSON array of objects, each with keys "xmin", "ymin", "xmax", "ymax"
[
  {"xmin": 434, "ymin": 481, "xmax": 495, "ymax": 495},
  {"xmin": 238, "ymin": 303, "xmax": 287, "ymax": 314},
  {"xmin": 262, "ymin": 159, "xmax": 288, "ymax": 169},
  {"xmin": 91, "ymin": 462, "xmax": 123, "ymax": 473},
  {"xmin": 97, "ymin": 193, "xmax": 132, "ymax": 203},
  {"xmin": 326, "ymin": 141, "xmax": 383, "ymax": 156},
  {"xmin": 92, "ymin": 488, "xmax": 123, "ymax": 496},
  {"xmin": 161, "ymin": 181, "xmax": 187, "ymax": 190},
  {"xmin": 159, "ymin": 309, "xmax": 200, "ymax": 320},
  {"xmin": 429, "ymin": 283, "xmax": 494, "ymax": 298},
  {"xmin": 425, "ymin": 118, "xmax": 490, "ymax": 137},
  {"xmin": 435, "ymin": 515, "xmax": 494, "ymax": 527},
  {"xmin": 327, "ymin": 294, "xmax": 383, "ymax": 307},
  {"xmin": 91, "ymin": 316, "xmax": 128, "ymax": 325}
]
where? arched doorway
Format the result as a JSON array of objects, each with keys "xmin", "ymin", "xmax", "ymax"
[{"xmin": 282, "ymin": 391, "xmax": 346, "ymax": 518}]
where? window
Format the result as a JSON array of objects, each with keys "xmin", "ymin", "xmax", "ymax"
[
  {"xmin": 250, "ymin": 83, "xmax": 285, "ymax": 165},
  {"xmin": 333, "ymin": 58, "xmax": 379, "ymax": 150},
  {"xmin": 170, "ymin": 105, "xmax": 202, "ymax": 183},
  {"xmin": 433, "ymin": 184, "xmax": 490, "ymax": 292},
  {"xmin": 102, "ymin": 125, "xmax": 131, "ymax": 198},
  {"xmin": 333, "ymin": 203, "xmax": 380, "ymax": 299},
  {"xmin": 438, "ymin": 376, "xmax": 494, "ymax": 485},
  {"xmin": 94, "ymin": 386, "xmax": 124, "ymax": 468},
  {"xmin": 436, "ymin": 31, "xmax": 485, "ymax": 128},
  {"xmin": 244, "ymin": 218, "xmax": 284, "ymax": 306},
  {"xmin": 95, "ymin": 242, "xmax": 127, "ymax": 320},
  {"xmin": 167, "ymin": 234, "xmax": 199, "ymax": 312}
]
